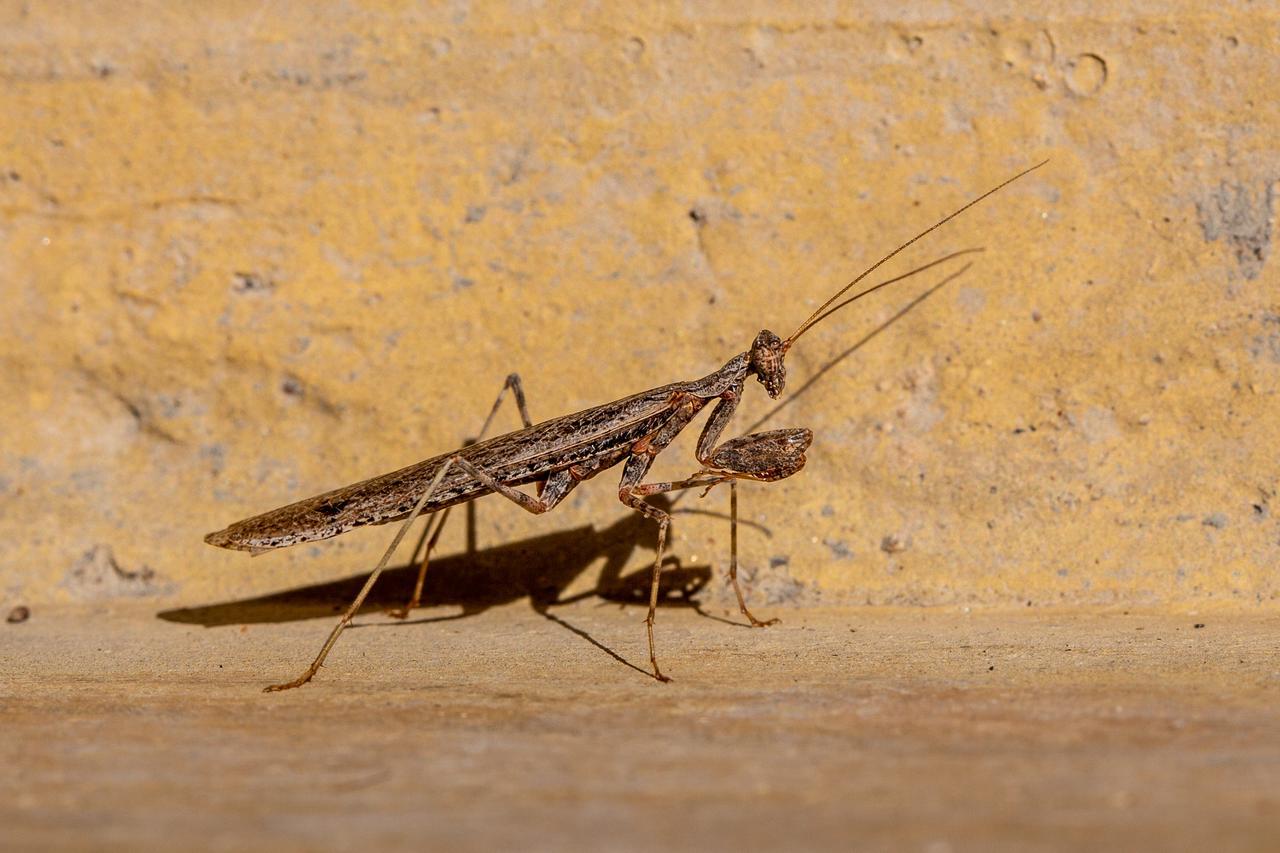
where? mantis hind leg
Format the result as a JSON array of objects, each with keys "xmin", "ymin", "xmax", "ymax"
[
  {"xmin": 389, "ymin": 373, "xmax": 536, "ymax": 619},
  {"xmin": 263, "ymin": 374, "xmax": 539, "ymax": 692}
]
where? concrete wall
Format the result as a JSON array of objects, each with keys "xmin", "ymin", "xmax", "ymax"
[{"xmin": 3, "ymin": 1, "xmax": 1277, "ymax": 608}]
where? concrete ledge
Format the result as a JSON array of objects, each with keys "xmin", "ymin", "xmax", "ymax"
[{"xmin": 5, "ymin": 601, "xmax": 1278, "ymax": 850}]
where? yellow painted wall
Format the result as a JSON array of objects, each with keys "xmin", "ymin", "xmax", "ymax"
[{"xmin": 2, "ymin": 2, "xmax": 1277, "ymax": 608}]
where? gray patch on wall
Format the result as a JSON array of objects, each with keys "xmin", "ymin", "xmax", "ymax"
[
  {"xmin": 61, "ymin": 545, "xmax": 175, "ymax": 599},
  {"xmin": 1196, "ymin": 180, "xmax": 1275, "ymax": 280}
]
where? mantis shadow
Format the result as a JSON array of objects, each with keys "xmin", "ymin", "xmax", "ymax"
[
  {"xmin": 747, "ymin": 269, "xmax": 955, "ymax": 434},
  {"xmin": 159, "ymin": 497, "xmax": 723, "ymax": 675}
]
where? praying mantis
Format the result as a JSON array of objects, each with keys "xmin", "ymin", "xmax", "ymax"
[{"xmin": 206, "ymin": 161, "xmax": 1047, "ymax": 690}]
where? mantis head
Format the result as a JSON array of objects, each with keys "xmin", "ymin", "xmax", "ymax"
[{"xmin": 747, "ymin": 329, "xmax": 788, "ymax": 399}]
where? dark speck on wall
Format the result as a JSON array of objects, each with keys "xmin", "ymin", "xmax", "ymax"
[
  {"xmin": 232, "ymin": 271, "xmax": 274, "ymax": 293},
  {"xmin": 823, "ymin": 538, "xmax": 852, "ymax": 559}
]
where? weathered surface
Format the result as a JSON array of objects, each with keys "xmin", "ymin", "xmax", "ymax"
[{"xmin": 3, "ymin": 603, "xmax": 1278, "ymax": 850}]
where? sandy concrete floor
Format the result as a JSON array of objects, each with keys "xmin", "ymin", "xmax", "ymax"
[{"xmin": 3, "ymin": 599, "xmax": 1278, "ymax": 851}]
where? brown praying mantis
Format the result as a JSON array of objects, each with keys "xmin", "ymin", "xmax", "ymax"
[{"xmin": 206, "ymin": 160, "xmax": 1047, "ymax": 690}]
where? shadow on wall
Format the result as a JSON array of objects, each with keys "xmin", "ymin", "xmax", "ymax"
[{"xmin": 158, "ymin": 497, "xmax": 712, "ymax": 629}]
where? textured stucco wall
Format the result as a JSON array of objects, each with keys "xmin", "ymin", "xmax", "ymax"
[{"xmin": 2, "ymin": 1, "xmax": 1277, "ymax": 609}]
